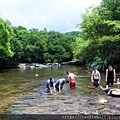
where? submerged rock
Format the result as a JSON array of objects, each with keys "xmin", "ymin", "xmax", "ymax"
[
  {"xmin": 49, "ymin": 107, "xmax": 58, "ymax": 111},
  {"xmin": 63, "ymin": 102, "xmax": 74, "ymax": 104},
  {"xmin": 11, "ymin": 86, "xmax": 120, "ymax": 114}
]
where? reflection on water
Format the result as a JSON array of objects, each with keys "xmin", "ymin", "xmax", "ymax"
[{"xmin": 0, "ymin": 65, "xmax": 109, "ymax": 113}]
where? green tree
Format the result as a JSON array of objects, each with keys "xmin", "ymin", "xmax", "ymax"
[
  {"xmin": 0, "ymin": 18, "xmax": 14, "ymax": 57},
  {"xmin": 74, "ymin": 0, "xmax": 120, "ymax": 71},
  {"xmin": 0, "ymin": 18, "xmax": 14, "ymax": 68},
  {"xmin": 45, "ymin": 31, "xmax": 75, "ymax": 63},
  {"xmin": 100, "ymin": 0, "xmax": 120, "ymax": 20}
]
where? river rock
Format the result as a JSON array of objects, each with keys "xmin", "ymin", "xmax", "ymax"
[
  {"xmin": 11, "ymin": 83, "xmax": 120, "ymax": 115},
  {"xmin": 63, "ymin": 102, "xmax": 74, "ymax": 104},
  {"xmin": 99, "ymin": 109, "xmax": 114, "ymax": 114},
  {"xmin": 87, "ymin": 101, "xmax": 98, "ymax": 105},
  {"xmin": 49, "ymin": 107, "xmax": 58, "ymax": 111},
  {"xmin": 11, "ymin": 104, "xmax": 30, "ymax": 108},
  {"xmin": 114, "ymin": 107, "xmax": 120, "ymax": 111}
]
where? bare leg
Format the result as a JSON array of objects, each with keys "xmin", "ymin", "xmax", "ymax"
[
  {"xmin": 50, "ymin": 87, "xmax": 53, "ymax": 93},
  {"xmin": 100, "ymin": 86, "xmax": 105, "ymax": 90},
  {"xmin": 106, "ymin": 85, "xmax": 108, "ymax": 89},
  {"xmin": 53, "ymin": 83, "xmax": 56, "ymax": 92}
]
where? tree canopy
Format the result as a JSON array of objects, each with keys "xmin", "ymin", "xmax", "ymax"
[
  {"xmin": 0, "ymin": 0, "xmax": 120, "ymax": 70},
  {"xmin": 73, "ymin": 0, "xmax": 120, "ymax": 71},
  {"xmin": 0, "ymin": 19, "xmax": 76, "ymax": 68}
]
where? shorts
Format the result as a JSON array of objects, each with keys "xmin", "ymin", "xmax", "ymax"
[
  {"xmin": 104, "ymin": 88, "xmax": 111, "ymax": 93},
  {"xmin": 106, "ymin": 79, "xmax": 114, "ymax": 85},
  {"xmin": 70, "ymin": 80, "xmax": 76, "ymax": 88},
  {"xmin": 50, "ymin": 84, "xmax": 53, "ymax": 87},
  {"xmin": 93, "ymin": 79, "xmax": 99, "ymax": 88}
]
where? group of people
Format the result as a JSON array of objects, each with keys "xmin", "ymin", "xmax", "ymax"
[
  {"xmin": 91, "ymin": 65, "xmax": 120, "ymax": 96},
  {"xmin": 46, "ymin": 65, "xmax": 120, "ymax": 96},
  {"xmin": 91, "ymin": 65, "xmax": 120, "ymax": 88},
  {"xmin": 46, "ymin": 71, "xmax": 77, "ymax": 93}
]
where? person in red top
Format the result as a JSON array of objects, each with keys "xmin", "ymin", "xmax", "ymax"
[{"xmin": 66, "ymin": 71, "xmax": 77, "ymax": 88}]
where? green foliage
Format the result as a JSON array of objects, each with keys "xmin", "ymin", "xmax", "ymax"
[
  {"xmin": 91, "ymin": 57, "xmax": 108, "ymax": 71},
  {"xmin": 0, "ymin": 18, "xmax": 14, "ymax": 57},
  {"xmin": 1, "ymin": 0, "xmax": 120, "ymax": 69},
  {"xmin": 45, "ymin": 31, "xmax": 75, "ymax": 63},
  {"xmin": 0, "ymin": 23, "xmax": 76, "ymax": 68},
  {"xmin": 74, "ymin": 0, "xmax": 120, "ymax": 71},
  {"xmin": 0, "ymin": 18, "xmax": 15, "ymax": 68},
  {"xmin": 100, "ymin": 0, "xmax": 120, "ymax": 20},
  {"xmin": 73, "ymin": 37, "xmax": 89, "ymax": 62},
  {"xmin": 81, "ymin": 9, "xmax": 104, "ymax": 40},
  {"xmin": 66, "ymin": 31, "xmax": 79, "ymax": 38}
]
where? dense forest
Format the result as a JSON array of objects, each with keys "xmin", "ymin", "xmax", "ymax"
[
  {"xmin": 0, "ymin": 23, "xmax": 76, "ymax": 68},
  {"xmin": 0, "ymin": 0, "xmax": 120, "ymax": 70},
  {"xmin": 74, "ymin": 0, "xmax": 120, "ymax": 71}
]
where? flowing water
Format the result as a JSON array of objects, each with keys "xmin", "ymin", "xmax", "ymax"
[{"xmin": 0, "ymin": 65, "xmax": 120, "ymax": 114}]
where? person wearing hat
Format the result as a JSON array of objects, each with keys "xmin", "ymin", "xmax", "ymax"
[
  {"xmin": 46, "ymin": 78, "xmax": 55, "ymax": 93},
  {"xmin": 91, "ymin": 67, "xmax": 101, "ymax": 88},
  {"xmin": 100, "ymin": 86, "xmax": 120, "ymax": 96},
  {"xmin": 55, "ymin": 78, "xmax": 69, "ymax": 92}
]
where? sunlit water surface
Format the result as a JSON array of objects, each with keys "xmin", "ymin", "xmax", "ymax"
[{"xmin": 0, "ymin": 65, "xmax": 115, "ymax": 114}]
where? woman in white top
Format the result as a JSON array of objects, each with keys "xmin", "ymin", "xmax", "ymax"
[{"xmin": 91, "ymin": 67, "xmax": 101, "ymax": 88}]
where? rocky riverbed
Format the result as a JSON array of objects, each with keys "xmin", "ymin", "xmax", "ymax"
[{"xmin": 11, "ymin": 85, "xmax": 120, "ymax": 115}]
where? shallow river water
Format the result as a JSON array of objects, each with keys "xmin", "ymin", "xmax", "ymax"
[{"xmin": 0, "ymin": 65, "xmax": 120, "ymax": 114}]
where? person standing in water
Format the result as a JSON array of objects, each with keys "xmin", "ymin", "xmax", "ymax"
[
  {"xmin": 91, "ymin": 67, "xmax": 101, "ymax": 88},
  {"xmin": 66, "ymin": 71, "xmax": 77, "ymax": 88},
  {"xmin": 106, "ymin": 65, "xmax": 116, "ymax": 88},
  {"xmin": 55, "ymin": 78, "xmax": 69, "ymax": 92}
]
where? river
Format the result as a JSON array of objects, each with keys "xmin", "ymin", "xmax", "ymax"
[{"xmin": 0, "ymin": 65, "xmax": 120, "ymax": 115}]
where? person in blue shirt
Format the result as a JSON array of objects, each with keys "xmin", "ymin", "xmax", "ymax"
[
  {"xmin": 55, "ymin": 78, "xmax": 69, "ymax": 92},
  {"xmin": 46, "ymin": 78, "xmax": 55, "ymax": 93}
]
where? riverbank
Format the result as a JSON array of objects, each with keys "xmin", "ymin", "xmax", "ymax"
[{"xmin": 0, "ymin": 61, "xmax": 84, "ymax": 69}]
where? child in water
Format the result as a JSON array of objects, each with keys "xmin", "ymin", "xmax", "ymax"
[{"xmin": 46, "ymin": 78, "xmax": 55, "ymax": 93}]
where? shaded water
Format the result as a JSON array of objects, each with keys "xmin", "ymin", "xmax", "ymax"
[{"xmin": 0, "ymin": 65, "xmax": 120, "ymax": 114}]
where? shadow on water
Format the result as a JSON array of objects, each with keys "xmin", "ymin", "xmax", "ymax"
[{"xmin": 0, "ymin": 65, "xmax": 120, "ymax": 114}]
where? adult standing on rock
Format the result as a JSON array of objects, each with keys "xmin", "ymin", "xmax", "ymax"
[
  {"xmin": 106, "ymin": 65, "xmax": 116, "ymax": 88},
  {"xmin": 66, "ymin": 71, "xmax": 77, "ymax": 88},
  {"xmin": 91, "ymin": 67, "xmax": 101, "ymax": 88}
]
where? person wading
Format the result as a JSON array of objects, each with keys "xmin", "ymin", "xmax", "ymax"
[
  {"xmin": 91, "ymin": 67, "xmax": 101, "ymax": 88},
  {"xmin": 106, "ymin": 65, "xmax": 116, "ymax": 88},
  {"xmin": 66, "ymin": 71, "xmax": 77, "ymax": 88}
]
